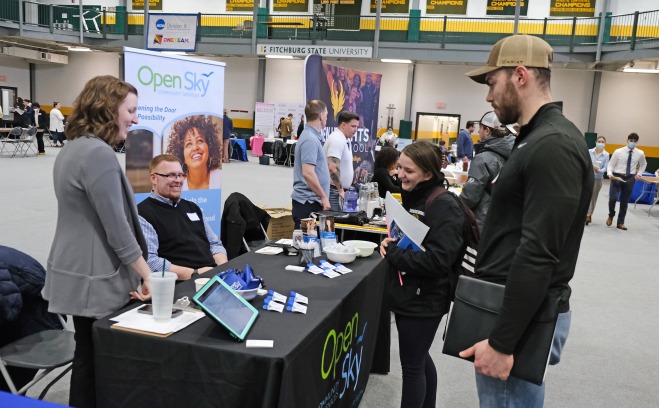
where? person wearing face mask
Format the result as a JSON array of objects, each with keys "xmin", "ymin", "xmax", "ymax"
[
  {"xmin": 138, "ymin": 155, "xmax": 228, "ymax": 280},
  {"xmin": 606, "ymin": 133, "xmax": 647, "ymax": 230},
  {"xmin": 166, "ymin": 115, "xmax": 223, "ymax": 190},
  {"xmin": 586, "ymin": 136, "xmax": 609, "ymax": 225},
  {"xmin": 379, "ymin": 127, "xmax": 398, "ymax": 148},
  {"xmin": 460, "ymin": 111, "xmax": 514, "ymax": 231},
  {"xmin": 379, "ymin": 141, "xmax": 467, "ymax": 408},
  {"xmin": 42, "ymin": 76, "xmax": 152, "ymax": 407}
]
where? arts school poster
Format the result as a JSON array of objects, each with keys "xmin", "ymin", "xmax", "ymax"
[
  {"xmin": 123, "ymin": 47, "xmax": 226, "ymax": 234},
  {"xmin": 305, "ymin": 54, "xmax": 382, "ymax": 183}
]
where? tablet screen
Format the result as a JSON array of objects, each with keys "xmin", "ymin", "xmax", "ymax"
[{"xmin": 193, "ymin": 276, "xmax": 259, "ymax": 341}]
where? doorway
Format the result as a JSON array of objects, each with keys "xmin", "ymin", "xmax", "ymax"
[
  {"xmin": 1, "ymin": 87, "xmax": 18, "ymax": 127},
  {"xmin": 414, "ymin": 112, "xmax": 460, "ymax": 146}
]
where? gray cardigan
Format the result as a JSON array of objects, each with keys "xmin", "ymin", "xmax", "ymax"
[{"xmin": 42, "ymin": 136, "xmax": 146, "ymax": 318}]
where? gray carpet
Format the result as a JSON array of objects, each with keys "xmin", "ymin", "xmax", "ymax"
[{"xmin": 2, "ymin": 145, "xmax": 658, "ymax": 407}]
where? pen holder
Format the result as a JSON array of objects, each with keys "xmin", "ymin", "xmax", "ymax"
[{"xmin": 298, "ymin": 248, "xmax": 315, "ymax": 266}]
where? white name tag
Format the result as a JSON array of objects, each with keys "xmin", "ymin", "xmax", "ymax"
[{"xmin": 187, "ymin": 212, "xmax": 201, "ymax": 221}]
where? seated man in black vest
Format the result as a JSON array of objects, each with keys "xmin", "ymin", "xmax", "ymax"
[{"xmin": 138, "ymin": 154, "xmax": 228, "ymax": 280}]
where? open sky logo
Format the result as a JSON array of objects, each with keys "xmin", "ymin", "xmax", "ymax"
[
  {"xmin": 155, "ymin": 19, "xmax": 166, "ymax": 30},
  {"xmin": 318, "ymin": 313, "xmax": 366, "ymax": 407},
  {"xmin": 153, "ymin": 35, "xmax": 163, "ymax": 44},
  {"xmin": 137, "ymin": 65, "xmax": 214, "ymax": 97}
]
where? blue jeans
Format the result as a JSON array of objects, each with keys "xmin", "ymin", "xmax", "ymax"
[
  {"xmin": 475, "ymin": 311, "xmax": 572, "ymax": 408},
  {"xmin": 329, "ymin": 188, "xmax": 343, "ymax": 212}
]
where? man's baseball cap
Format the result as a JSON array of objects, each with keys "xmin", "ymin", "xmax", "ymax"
[
  {"xmin": 465, "ymin": 35, "xmax": 554, "ymax": 84},
  {"xmin": 479, "ymin": 111, "xmax": 503, "ymax": 130}
]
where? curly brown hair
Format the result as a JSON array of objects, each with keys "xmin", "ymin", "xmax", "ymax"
[
  {"xmin": 66, "ymin": 76, "xmax": 137, "ymax": 144},
  {"xmin": 166, "ymin": 115, "xmax": 222, "ymax": 173}
]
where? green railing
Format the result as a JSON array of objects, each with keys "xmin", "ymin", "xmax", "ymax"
[{"xmin": 1, "ymin": 1, "xmax": 657, "ymax": 51}]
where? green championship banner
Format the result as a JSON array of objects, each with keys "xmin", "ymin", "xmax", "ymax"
[
  {"xmin": 486, "ymin": 0, "xmax": 528, "ymax": 16},
  {"xmin": 226, "ymin": 0, "xmax": 255, "ymax": 12},
  {"xmin": 426, "ymin": 0, "xmax": 468, "ymax": 15},
  {"xmin": 370, "ymin": 0, "xmax": 410, "ymax": 14},
  {"xmin": 274, "ymin": 0, "xmax": 309, "ymax": 12},
  {"xmin": 550, "ymin": 0, "xmax": 595, "ymax": 17},
  {"xmin": 132, "ymin": 0, "xmax": 163, "ymax": 11}
]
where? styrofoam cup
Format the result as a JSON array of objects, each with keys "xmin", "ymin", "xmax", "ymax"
[
  {"xmin": 195, "ymin": 277, "xmax": 210, "ymax": 292},
  {"xmin": 150, "ymin": 272, "xmax": 177, "ymax": 322}
]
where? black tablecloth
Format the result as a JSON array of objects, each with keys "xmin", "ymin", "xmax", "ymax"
[{"xmin": 93, "ymin": 250, "xmax": 389, "ymax": 408}]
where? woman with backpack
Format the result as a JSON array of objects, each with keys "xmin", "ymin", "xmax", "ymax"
[{"xmin": 380, "ymin": 141, "xmax": 468, "ymax": 408}]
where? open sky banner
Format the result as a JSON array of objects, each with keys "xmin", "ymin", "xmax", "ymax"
[
  {"xmin": 305, "ymin": 55, "xmax": 382, "ymax": 183},
  {"xmin": 124, "ymin": 47, "xmax": 226, "ymax": 234}
]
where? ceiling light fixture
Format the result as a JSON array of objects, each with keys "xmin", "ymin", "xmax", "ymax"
[
  {"xmin": 67, "ymin": 46, "xmax": 92, "ymax": 52},
  {"xmin": 265, "ymin": 55, "xmax": 294, "ymax": 59},
  {"xmin": 622, "ymin": 67, "xmax": 659, "ymax": 74},
  {"xmin": 381, "ymin": 59, "xmax": 412, "ymax": 64}
]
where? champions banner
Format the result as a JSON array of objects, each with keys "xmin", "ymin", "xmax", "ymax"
[
  {"xmin": 124, "ymin": 47, "xmax": 226, "ymax": 234},
  {"xmin": 305, "ymin": 55, "xmax": 382, "ymax": 183}
]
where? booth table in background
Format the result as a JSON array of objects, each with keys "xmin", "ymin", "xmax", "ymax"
[
  {"xmin": 93, "ymin": 250, "xmax": 389, "ymax": 407},
  {"xmin": 230, "ymin": 138, "xmax": 248, "ymax": 161},
  {"xmin": 633, "ymin": 174, "xmax": 659, "ymax": 215},
  {"xmin": 335, "ymin": 223, "xmax": 388, "ymax": 243}
]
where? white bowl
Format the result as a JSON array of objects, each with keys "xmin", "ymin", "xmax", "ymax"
[
  {"xmin": 324, "ymin": 245, "xmax": 360, "ymax": 264},
  {"xmin": 236, "ymin": 288, "xmax": 259, "ymax": 300},
  {"xmin": 342, "ymin": 240, "xmax": 379, "ymax": 257}
]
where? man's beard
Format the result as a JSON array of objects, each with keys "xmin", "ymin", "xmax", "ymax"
[{"xmin": 495, "ymin": 79, "xmax": 521, "ymax": 125}]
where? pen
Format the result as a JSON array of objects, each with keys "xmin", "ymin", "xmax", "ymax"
[{"xmin": 398, "ymin": 270, "xmax": 403, "ymax": 286}]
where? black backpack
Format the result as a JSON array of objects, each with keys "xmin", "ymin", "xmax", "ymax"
[{"xmin": 424, "ymin": 186, "xmax": 479, "ymax": 279}]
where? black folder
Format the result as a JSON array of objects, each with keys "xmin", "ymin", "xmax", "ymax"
[{"xmin": 442, "ymin": 275, "xmax": 560, "ymax": 385}]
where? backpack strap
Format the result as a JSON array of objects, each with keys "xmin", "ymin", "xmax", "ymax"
[
  {"xmin": 424, "ymin": 186, "xmax": 480, "ymax": 277},
  {"xmin": 424, "ymin": 186, "xmax": 449, "ymax": 216}
]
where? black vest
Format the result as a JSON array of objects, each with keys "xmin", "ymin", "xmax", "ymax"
[{"xmin": 138, "ymin": 197, "xmax": 216, "ymax": 269}]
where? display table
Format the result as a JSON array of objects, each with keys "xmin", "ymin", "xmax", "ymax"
[
  {"xmin": 93, "ymin": 250, "xmax": 389, "ymax": 407},
  {"xmin": 335, "ymin": 222, "xmax": 388, "ymax": 243},
  {"xmin": 229, "ymin": 138, "xmax": 248, "ymax": 161},
  {"xmin": 631, "ymin": 173, "xmax": 658, "ymax": 205},
  {"xmin": 633, "ymin": 175, "xmax": 659, "ymax": 214}
]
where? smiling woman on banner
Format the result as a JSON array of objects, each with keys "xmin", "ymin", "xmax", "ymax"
[
  {"xmin": 166, "ymin": 115, "xmax": 222, "ymax": 190},
  {"xmin": 379, "ymin": 141, "xmax": 467, "ymax": 408},
  {"xmin": 42, "ymin": 75, "xmax": 152, "ymax": 408}
]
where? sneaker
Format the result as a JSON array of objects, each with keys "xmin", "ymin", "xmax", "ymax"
[
  {"xmin": 606, "ymin": 216, "xmax": 613, "ymax": 226},
  {"xmin": 617, "ymin": 224, "xmax": 627, "ymax": 230},
  {"xmin": 38, "ymin": 152, "xmax": 45, "ymax": 155}
]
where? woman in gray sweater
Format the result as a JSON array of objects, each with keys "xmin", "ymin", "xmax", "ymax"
[{"xmin": 42, "ymin": 76, "xmax": 152, "ymax": 408}]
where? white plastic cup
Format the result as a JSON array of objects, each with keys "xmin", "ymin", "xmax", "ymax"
[
  {"xmin": 195, "ymin": 277, "xmax": 210, "ymax": 292},
  {"xmin": 150, "ymin": 272, "xmax": 177, "ymax": 322}
]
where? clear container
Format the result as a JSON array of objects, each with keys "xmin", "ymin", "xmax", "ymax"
[{"xmin": 343, "ymin": 187, "xmax": 358, "ymax": 212}]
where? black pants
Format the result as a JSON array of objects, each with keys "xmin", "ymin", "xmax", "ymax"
[
  {"xmin": 71, "ymin": 316, "xmax": 97, "ymax": 408},
  {"xmin": 36, "ymin": 133, "xmax": 45, "ymax": 153},
  {"xmin": 395, "ymin": 314, "xmax": 443, "ymax": 408},
  {"xmin": 608, "ymin": 174, "xmax": 635, "ymax": 225},
  {"xmin": 292, "ymin": 199, "xmax": 322, "ymax": 229}
]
